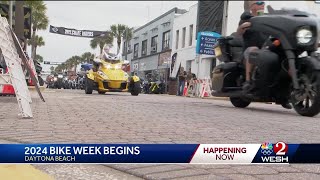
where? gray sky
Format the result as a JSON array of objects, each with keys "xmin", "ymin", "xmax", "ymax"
[
  {"xmin": 36, "ymin": 1, "xmax": 319, "ymax": 71},
  {"xmin": 36, "ymin": 1, "xmax": 197, "ymax": 71}
]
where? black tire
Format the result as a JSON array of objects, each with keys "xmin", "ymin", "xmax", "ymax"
[
  {"xmin": 38, "ymin": 76, "xmax": 44, "ymax": 86},
  {"xmin": 131, "ymin": 82, "xmax": 141, "ymax": 96},
  {"xmin": 292, "ymin": 72, "xmax": 320, "ymax": 117},
  {"xmin": 98, "ymin": 91, "xmax": 105, "ymax": 94},
  {"xmin": 85, "ymin": 77, "xmax": 93, "ymax": 94},
  {"xmin": 230, "ymin": 97, "xmax": 251, "ymax": 108}
]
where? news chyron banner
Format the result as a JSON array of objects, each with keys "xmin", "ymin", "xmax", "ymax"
[{"xmin": 0, "ymin": 143, "xmax": 319, "ymax": 164}]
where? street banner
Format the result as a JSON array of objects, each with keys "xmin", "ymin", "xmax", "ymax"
[
  {"xmin": 49, "ymin": 25, "xmax": 108, "ymax": 38},
  {"xmin": 171, "ymin": 52, "xmax": 177, "ymax": 74},
  {"xmin": 0, "ymin": 142, "xmax": 319, "ymax": 164},
  {"xmin": 196, "ymin": 1, "xmax": 224, "ymax": 35},
  {"xmin": 196, "ymin": 31, "xmax": 221, "ymax": 55}
]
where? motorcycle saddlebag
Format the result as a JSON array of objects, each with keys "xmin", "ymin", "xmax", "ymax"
[{"xmin": 212, "ymin": 62, "xmax": 240, "ymax": 92}]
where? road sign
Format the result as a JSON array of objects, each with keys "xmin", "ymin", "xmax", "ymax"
[
  {"xmin": 43, "ymin": 61, "xmax": 62, "ymax": 65},
  {"xmin": 196, "ymin": 31, "xmax": 221, "ymax": 55}
]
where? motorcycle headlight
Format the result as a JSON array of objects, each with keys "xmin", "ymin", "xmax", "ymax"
[
  {"xmin": 54, "ymin": 77, "xmax": 58, "ymax": 81},
  {"xmin": 297, "ymin": 28, "xmax": 313, "ymax": 44},
  {"xmin": 58, "ymin": 75, "xmax": 63, "ymax": 78},
  {"xmin": 64, "ymin": 77, "xmax": 68, "ymax": 80},
  {"xmin": 115, "ymin": 64, "xmax": 121, "ymax": 69},
  {"xmin": 97, "ymin": 71, "xmax": 108, "ymax": 79},
  {"xmin": 104, "ymin": 64, "xmax": 112, "ymax": 69}
]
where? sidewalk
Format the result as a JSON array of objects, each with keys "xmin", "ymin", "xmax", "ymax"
[{"xmin": 0, "ymin": 140, "xmax": 53, "ymax": 180}]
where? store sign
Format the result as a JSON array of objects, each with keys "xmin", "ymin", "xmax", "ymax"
[
  {"xmin": 133, "ymin": 62, "xmax": 139, "ymax": 71},
  {"xmin": 158, "ymin": 50, "xmax": 171, "ymax": 66}
]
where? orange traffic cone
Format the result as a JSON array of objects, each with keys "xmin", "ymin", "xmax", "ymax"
[
  {"xmin": 183, "ymin": 82, "xmax": 188, "ymax": 96},
  {"xmin": 2, "ymin": 85, "xmax": 14, "ymax": 95},
  {"xmin": 1, "ymin": 68, "xmax": 15, "ymax": 95}
]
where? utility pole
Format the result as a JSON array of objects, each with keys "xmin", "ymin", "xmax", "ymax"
[
  {"xmin": 9, "ymin": 1, "xmax": 13, "ymax": 27},
  {"xmin": 125, "ymin": 27, "xmax": 128, "ymax": 60}
]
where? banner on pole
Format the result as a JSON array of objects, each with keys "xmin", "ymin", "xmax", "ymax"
[{"xmin": 49, "ymin": 25, "xmax": 109, "ymax": 38}]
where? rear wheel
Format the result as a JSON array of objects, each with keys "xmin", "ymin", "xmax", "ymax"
[
  {"xmin": 85, "ymin": 77, "xmax": 93, "ymax": 94},
  {"xmin": 292, "ymin": 72, "xmax": 320, "ymax": 117},
  {"xmin": 230, "ymin": 97, "xmax": 251, "ymax": 108},
  {"xmin": 131, "ymin": 82, "xmax": 141, "ymax": 96}
]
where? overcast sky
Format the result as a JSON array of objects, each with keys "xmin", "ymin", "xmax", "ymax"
[
  {"xmin": 36, "ymin": 1, "xmax": 197, "ymax": 71},
  {"xmin": 36, "ymin": 1, "xmax": 318, "ymax": 71}
]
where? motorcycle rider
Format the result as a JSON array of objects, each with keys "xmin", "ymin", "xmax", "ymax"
[{"xmin": 237, "ymin": 1, "xmax": 292, "ymax": 109}]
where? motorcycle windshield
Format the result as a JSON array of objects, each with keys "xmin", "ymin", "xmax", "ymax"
[{"xmin": 266, "ymin": 5, "xmax": 318, "ymax": 18}]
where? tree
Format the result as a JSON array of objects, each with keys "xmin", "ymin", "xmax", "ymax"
[
  {"xmin": 35, "ymin": 54, "xmax": 44, "ymax": 63},
  {"xmin": 90, "ymin": 32, "xmax": 114, "ymax": 54},
  {"xmin": 28, "ymin": 35, "xmax": 45, "ymax": 60},
  {"xmin": 110, "ymin": 24, "xmax": 132, "ymax": 54},
  {"xmin": 81, "ymin": 52, "xmax": 94, "ymax": 63},
  {"xmin": 49, "ymin": 66, "xmax": 54, "ymax": 72},
  {"xmin": 25, "ymin": 1, "xmax": 49, "ymax": 60}
]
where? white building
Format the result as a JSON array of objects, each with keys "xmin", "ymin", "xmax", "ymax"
[
  {"xmin": 170, "ymin": 4, "xmax": 217, "ymax": 80},
  {"xmin": 122, "ymin": 8, "xmax": 187, "ymax": 80}
]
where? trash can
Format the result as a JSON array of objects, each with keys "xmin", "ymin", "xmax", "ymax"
[{"xmin": 168, "ymin": 78, "xmax": 178, "ymax": 95}]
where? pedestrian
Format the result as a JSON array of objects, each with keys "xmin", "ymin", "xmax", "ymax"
[{"xmin": 177, "ymin": 67, "xmax": 186, "ymax": 96}]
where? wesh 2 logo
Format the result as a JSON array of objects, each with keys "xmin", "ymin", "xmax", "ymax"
[{"xmin": 260, "ymin": 142, "xmax": 289, "ymax": 163}]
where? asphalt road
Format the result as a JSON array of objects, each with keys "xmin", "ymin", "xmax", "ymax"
[{"xmin": 1, "ymin": 89, "xmax": 319, "ymax": 180}]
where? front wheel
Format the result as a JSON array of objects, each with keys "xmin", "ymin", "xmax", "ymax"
[
  {"xmin": 131, "ymin": 82, "xmax": 141, "ymax": 96},
  {"xmin": 230, "ymin": 97, "xmax": 251, "ymax": 108},
  {"xmin": 292, "ymin": 72, "xmax": 320, "ymax": 117},
  {"xmin": 85, "ymin": 77, "xmax": 93, "ymax": 94}
]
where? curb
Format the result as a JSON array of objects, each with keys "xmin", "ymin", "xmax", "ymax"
[{"xmin": 28, "ymin": 86, "xmax": 46, "ymax": 92}]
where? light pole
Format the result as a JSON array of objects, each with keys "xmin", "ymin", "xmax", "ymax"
[
  {"xmin": 9, "ymin": 1, "xmax": 13, "ymax": 28},
  {"xmin": 125, "ymin": 27, "xmax": 128, "ymax": 60}
]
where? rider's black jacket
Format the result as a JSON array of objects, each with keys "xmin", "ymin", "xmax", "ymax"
[{"xmin": 239, "ymin": 12, "xmax": 269, "ymax": 50}]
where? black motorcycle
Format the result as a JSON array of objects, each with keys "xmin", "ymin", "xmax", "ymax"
[
  {"xmin": 53, "ymin": 73, "xmax": 63, "ymax": 89},
  {"xmin": 212, "ymin": 6, "xmax": 320, "ymax": 117}
]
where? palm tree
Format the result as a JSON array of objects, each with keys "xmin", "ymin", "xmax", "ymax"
[
  {"xmin": 90, "ymin": 32, "xmax": 114, "ymax": 54},
  {"xmin": 81, "ymin": 52, "xmax": 94, "ymax": 63},
  {"xmin": 65, "ymin": 58, "xmax": 73, "ymax": 71},
  {"xmin": 28, "ymin": 35, "xmax": 45, "ymax": 60},
  {"xmin": 35, "ymin": 54, "xmax": 44, "ymax": 63},
  {"xmin": 55, "ymin": 64, "xmax": 62, "ymax": 73},
  {"xmin": 25, "ymin": 1, "xmax": 49, "ymax": 60},
  {"xmin": 49, "ymin": 66, "xmax": 54, "ymax": 72},
  {"xmin": 70, "ymin": 55, "xmax": 81, "ymax": 72},
  {"xmin": 110, "ymin": 24, "xmax": 132, "ymax": 54}
]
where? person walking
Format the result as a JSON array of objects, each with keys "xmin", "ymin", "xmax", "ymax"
[{"xmin": 177, "ymin": 67, "xmax": 186, "ymax": 96}]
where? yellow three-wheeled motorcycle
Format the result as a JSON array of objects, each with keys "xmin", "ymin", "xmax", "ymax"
[{"xmin": 84, "ymin": 53, "xmax": 141, "ymax": 96}]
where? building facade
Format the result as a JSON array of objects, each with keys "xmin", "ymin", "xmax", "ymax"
[
  {"xmin": 122, "ymin": 8, "xmax": 187, "ymax": 81},
  {"xmin": 170, "ymin": 4, "xmax": 217, "ymax": 80}
]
